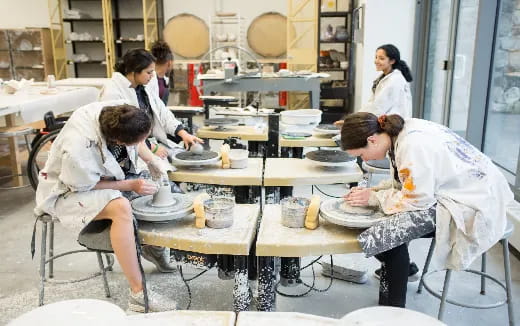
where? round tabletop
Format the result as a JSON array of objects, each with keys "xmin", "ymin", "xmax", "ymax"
[
  {"xmin": 339, "ymin": 306, "xmax": 445, "ymax": 325},
  {"xmin": 9, "ymin": 299, "xmax": 125, "ymax": 326}
]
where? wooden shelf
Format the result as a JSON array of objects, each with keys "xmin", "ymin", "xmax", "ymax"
[
  {"xmin": 67, "ymin": 60, "xmax": 105, "ymax": 65},
  {"xmin": 320, "ymin": 40, "xmax": 349, "ymax": 44},
  {"xmin": 320, "ymin": 11, "xmax": 350, "ymax": 17},
  {"xmin": 66, "ymin": 40, "xmax": 104, "ymax": 43},
  {"xmin": 319, "ymin": 67, "xmax": 348, "ymax": 72}
]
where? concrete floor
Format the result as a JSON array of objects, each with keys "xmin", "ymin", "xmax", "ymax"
[{"xmin": 0, "ymin": 174, "xmax": 519, "ymax": 325}]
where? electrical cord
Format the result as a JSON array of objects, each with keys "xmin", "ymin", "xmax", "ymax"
[
  {"xmin": 312, "ymin": 185, "xmax": 342, "ymax": 198},
  {"xmin": 275, "ymin": 255, "xmax": 334, "ymax": 298},
  {"xmin": 178, "ymin": 265, "xmax": 213, "ymax": 310}
]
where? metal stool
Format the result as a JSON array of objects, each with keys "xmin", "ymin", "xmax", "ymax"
[
  {"xmin": 361, "ymin": 159, "xmax": 390, "ymax": 187},
  {"xmin": 0, "ymin": 126, "xmax": 35, "ymax": 189},
  {"xmin": 418, "ymin": 222, "xmax": 515, "ymax": 325},
  {"xmin": 35, "ymin": 214, "xmax": 114, "ymax": 306}
]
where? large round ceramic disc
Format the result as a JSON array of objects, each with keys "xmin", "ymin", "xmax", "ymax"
[
  {"xmin": 204, "ymin": 118, "xmax": 239, "ymax": 126},
  {"xmin": 132, "ymin": 193, "xmax": 193, "ymax": 222},
  {"xmin": 171, "ymin": 151, "xmax": 221, "ymax": 167},
  {"xmin": 163, "ymin": 14, "xmax": 209, "ymax": 58},
  {"xmin": 314, "ymin": 124, "xmax": 340, "ymax": 135},
  {"xmin": 320, "ymin": 198, "xmax": 386, "ymax": 228},
  {"xmin": 305, "ymin": 150, "xmax": 354, "ymax": 167},
  {"xmin": 247, "ymin": 12, "xmax": 295, "ymax": 57}
]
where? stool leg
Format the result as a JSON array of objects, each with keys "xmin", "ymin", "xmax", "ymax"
[
  {"xmin": 502, "ymin": 239, "xmax": 515, "ymax": 326},
  {"xmin": 438, "ymin": 269, "xmax": 452, "ymax": 321},
  {"xmin": 418, "ymin": 238, "xmax": 436, "ymax": 294},
  {"xmin": 96, "ymin": 252, "xmax": 111, "ymax": 298},
  {"xmin": 39, "ymin": 221, "xmax": 48, "ymax": 306},
  {"xmin": 49, "ymin": 221, "xmax": 54, "ymax": 279},
  {"xmin": 480, "ymin": 252, "xmax": 486, "ymax": 295},
  {"xmin": 23, "ymin": 134, "xmax": 31, "ymax": 151},
  {"xmin": 104, "ymin": 253, "xmax": 113, "ymax": 271}
]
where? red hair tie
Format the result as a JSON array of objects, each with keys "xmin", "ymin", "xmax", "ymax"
[{"xmin": 378, "ymin": 114, "xmax": 387, "ymax": 128}]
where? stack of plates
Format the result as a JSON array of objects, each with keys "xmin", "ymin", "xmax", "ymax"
[
  {"xmin": 313, "ymin": 124, "xmax": 340, "ymax": 137},
  {"xmin": 319, "ymin": 198, "xmax": 386, "ymax": 228}
]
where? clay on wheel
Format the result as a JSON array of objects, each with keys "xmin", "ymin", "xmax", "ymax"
[{"xmin": 339, "ymin": 202, "xmax": 375, "ymax": 215}]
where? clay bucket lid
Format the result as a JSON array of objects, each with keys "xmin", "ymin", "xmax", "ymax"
[
  {"xmin": 164, "ymin": 13, "xmax": 209, "ymax": 58},
  {"xmin": 247, "ymin": 12, "xmax": 295, "ymax": 57}
]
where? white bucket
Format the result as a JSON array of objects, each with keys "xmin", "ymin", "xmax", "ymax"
[{"xmin": 229, "ymin": 149, "xmax": 249, "ymax": 169}]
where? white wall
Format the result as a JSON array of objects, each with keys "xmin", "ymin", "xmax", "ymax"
[
  {"xmin": 353, "ymin": 0, "xmax": 416, "ymax": 111},
  {"xmin": 0, "ymin": 0, "xmax": 50, "ymax": 29}
]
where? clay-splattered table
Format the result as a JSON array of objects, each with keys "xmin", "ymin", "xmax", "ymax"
[
  {"xmin": 279, "ymin": 135, "xmax": 337, "ymax": 159},
  {"xmin": 237, "ymin": 311, "xmax": 339, "ymax": 326},
  {"xmin": 254, "ymin": 204, "xmax": 362, "ymax": 311},
  {"xmin": 126, "ymin": 310, "xmax": 236, "ymax": 325},
  {"xmin": 138, "ymin": 204, "xmax": 260, "ymax": 312},
  {"xmin": 196, "ymin": 125, "xmax": 268, "ymax": 141}
]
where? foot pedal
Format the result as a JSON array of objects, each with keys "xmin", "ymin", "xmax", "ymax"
[{"xmin": 321, "ymin": 262, "xmax": 368, "ymax": 284}]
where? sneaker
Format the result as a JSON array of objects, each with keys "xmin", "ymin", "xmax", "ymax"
[
  {"xmin": 141, "ymin": 245, "xmax": 177, "ymax": 273},
  {"xmin": 374, "ymin": 262, "xmax": 420, "ymax": 282},
  {"xmin": 128, "ymin": 288, "xmax": 177, "ymax": 312}
]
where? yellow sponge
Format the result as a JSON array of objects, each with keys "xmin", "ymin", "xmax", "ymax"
[
  {"xmin": 305, "ymin": 195, "xmax": 321, "ymax": 230},
  {"xmin": 194, "ymin": 193, "xmax": 210, "ymax": 228},
  {"xmin": 220, "ymin": 144, "xmax": 230, "ymax": 169}
]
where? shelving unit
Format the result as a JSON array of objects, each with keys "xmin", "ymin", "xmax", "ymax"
[
  {"xmin": 0, "ymin": 29, "xmax": 55, "ymax": 81},
  {"xmin": 61, "ymin": 0, "xmax": 159, "ymax": 78},
  {"xmin": 317, "ymin": 0, "xmax": 354, "ymax": 123}
]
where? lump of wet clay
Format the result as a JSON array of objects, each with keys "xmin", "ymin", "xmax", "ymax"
[{"xmin": 339, "ymin": 202, "xmax": 374, "ymax": 215}]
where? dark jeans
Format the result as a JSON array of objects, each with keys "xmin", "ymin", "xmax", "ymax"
[{"xmin": 375, "ymin": 244, "xmax": 410, "ymax": 307}]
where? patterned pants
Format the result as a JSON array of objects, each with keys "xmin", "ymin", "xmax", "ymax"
[{"xmin": 358, "ymin": 206, "xmax": 436, "ymax": 307}]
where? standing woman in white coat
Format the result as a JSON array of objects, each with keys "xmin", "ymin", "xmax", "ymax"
[
  {"xmin": 335, "ymin": 43, "xmax": 412, "ymax": 126},
  {"xmin": 100, "ymin": 48, "xmax": 202, "ymax": 159},
  {"xmin": 340, "ymin": 113, "xmax": 513, "ymax": 308},
  {"xmin": 35, "ymin": 103, "xmax": 177, "ymax": 312}
]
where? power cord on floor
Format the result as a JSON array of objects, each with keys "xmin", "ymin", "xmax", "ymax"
[
  {"xmin": 275, "ymin": 255, "xmax": 334, "ymax": 298},
  {"xmin": 312, "ymin": 185, "xmax": 342, "ymax": 198},
  {"xmin": 178, "ymin": 265, "xmax": 212, "ymax": 310}
]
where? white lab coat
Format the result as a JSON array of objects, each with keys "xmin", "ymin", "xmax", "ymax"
[
  {"xmin": 370, "ymin": 118, "xmax": 514, "ymax": 270},
  {"xmin": 99, "ymin": 72, "xmax": 181, "ymax": 149},
  {"xmin": 363, "ymin": 69, "xmax": 412, "ymax": 118},
  {"xmin": 34, "ymin": 101, "xmax": 139, "ymax": 235}
]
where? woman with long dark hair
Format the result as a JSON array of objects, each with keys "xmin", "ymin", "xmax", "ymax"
[
  {"xmin": 339, "ymin": 112, "xmax": 513, "ymax": 307},
  {"xmin": 101, "ymin": 48, "xmax": 202, "ymax": 160}
]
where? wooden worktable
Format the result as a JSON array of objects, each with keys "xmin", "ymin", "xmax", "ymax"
[
  {"xmin": 236, "ymin": 312, "xmax": 338, "ymax": 325},
  {"xmin": 263, "ymin": 158, "xmax": 362, "ymax": 186},
  {"xmin": 279, "ymin": 135, "xmax": 337, "ymax": 148},
  {"xmin": 196, "ymin": 126, "xmax": 268, "ymax": 141},
  {"xmin": 256, "ymin": 205, "xmax": 362, "ymax": 257},
  {"xmin": 169, "ymin": 158, "xmax": 263, "ymax": 186},
  {"xmin": 138, "ymin": 204, "xmax": 260, "ymax": 255}
]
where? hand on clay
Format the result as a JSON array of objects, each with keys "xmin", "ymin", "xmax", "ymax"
[
  {"xmin": 131, "ymin": 179, "xmax": 158, "ymax": 195},
  {"xmin": 146, "ymin": 156, "xmax": 168, "ymax": 180},
  {"xmin": 181, "ymin": 133, "xmax": 204, "ymax": 149},
  {"xmin": 333, "ymin": 120, "xmax": 344, "ymax": 127},
  {"xmin": 343, "ymin": 187, "xmax": 371, "ymax": 206}
]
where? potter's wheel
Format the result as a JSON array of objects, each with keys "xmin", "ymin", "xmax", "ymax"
[
  {"xmin": 132, "ymin": 193, "xmax": 194, "ymax": 223},
  {"xmin": 313, "ymin": 124, "xmax": 340, "ymax": 136},
  {"xmin": 305, "ymin": 150, "xmax": 354, "ymax": 168},
  {"xmin": 204, "ymin": 118, "xmax": 239, "ymax": 131},
  {"xmin": 320, "ymin": 198, "xmax": 386, "ymax": 228},
  {"xmin": 171, "ymin": 150, "xmax": 221, "ymax": 168}
]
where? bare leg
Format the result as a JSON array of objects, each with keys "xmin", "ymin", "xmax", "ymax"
[{"xmin": 94, "ymin": 197, "xmax": 142, "ymax": 293}]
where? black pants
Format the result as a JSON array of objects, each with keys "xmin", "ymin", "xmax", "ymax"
[{"xmin": 375, "ymin": 243, "xmax": 410, "ymax": 307}]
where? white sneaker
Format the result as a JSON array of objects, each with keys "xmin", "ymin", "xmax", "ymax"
[{"xmin": 128, "ymin": 288, "xmax": 177, "ymax": 313}]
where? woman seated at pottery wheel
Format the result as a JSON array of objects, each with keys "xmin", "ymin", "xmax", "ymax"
[
  {"xmin": 100, "ymin": 48, "xmax": 203, "ymax": 160},
  {"xmin": 339, "ymin": 113, "xmax": 513, "ymax": 308},
  {"xmin": 35, "ymin": 102, "xmax": 178, "ymax": 312}
]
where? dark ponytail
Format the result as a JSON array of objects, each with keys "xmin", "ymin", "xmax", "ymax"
[
  {"xmin": 114, "ymin": 48, "xmax": 156, "ymax": 75},
  {"xmin": 340, "ymin": 112, "xmax": 405, "ymax": 150},
  {"xmin": 377, "ymin": 44, "xmax": 413, "ymax": 82}
]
